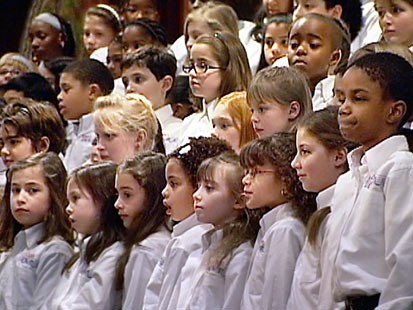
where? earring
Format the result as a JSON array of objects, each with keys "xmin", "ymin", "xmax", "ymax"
[{"xmin": 281, "ymin": 189, "xmax": 287, "ymax": 197}]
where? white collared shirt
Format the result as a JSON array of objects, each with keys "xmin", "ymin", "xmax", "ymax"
[
  {"xmin": 155, "ymin": 105, "xmax": 183, "ymax": 154},
  {"xmin": 312, "ymin": 75, "xmax": 335, "ymax": 111},
  {"xmin": 287, "ymin": 185, "xmax": 335, "ymax": 310},
  {"xmin": 64, "ymin": 113, "xmax": 95, "ymax": 173},
  {"xmin": 241, "ymin": 203, "xmax": 306, "ymax": 310},
  {"xmin": 143, "ymin": 214, "xmax": 212, "ymax": 310},
  {"xmin": 326, "ymin": 135, "xmax": 413, "ymax": 309},
  {"xmin": 50, "ymin": 237, "xmax": 123, "ymax": 310},
  {"xmin": 122, "ymin": 227, "xmax": 171, "ymax": 310},
  {"xmin": 0, "ymin": 223, "xmax": 73, "ymax": 310}
]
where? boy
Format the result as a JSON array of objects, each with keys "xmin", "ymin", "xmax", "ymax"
[
  {"xmin": 121, "ymin": 46, "xmax": 182, "ymax": 154},
  {"xmin": 122, "ymin": 0, "xmax": 161, "ymax": 23},
  {"xmin": 320, "ymin": 52, "xmax": 413, "ymax": 309},
  {"xmin": 58, "ymin": 58, "xmax": 114, "ymax": 172}
]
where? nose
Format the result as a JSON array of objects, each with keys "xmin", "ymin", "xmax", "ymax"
[
  {"xmin": 291, "ymin": 153, "xmax": 301, "ymax": 169},
  {"xmin": 114, "ymin": 196, "xmax": 122, "ymax": 210},
  {"xmin": 57, "ymin": 89, "xmax": 64, "ymax": 102},
  {"xmin": 242, "ymin": 173, "xmax": 251, "ymax": 186},
  {"xmin": 211, "ymin": 130, "xmax": 219, "ymax": 139},
  {"xmin": 251, "ymin": 111, "xmax": 259, "ymax": 124},
  {"xmin": 162, "ymin": 185, "xmax": 168, "ymax": 198},
  {"xmin": 65, "ymin": 204, "xmax": 73, "ymax": 215},
  {"xmin": 192, "ymin": 188, "xmax": 201, "ymax": 203},
  {"xmin": 16, "ymin": 190, "xmax": 26, "ymax": 206},
  {"xmin": 125, "ymin": 83, "xmax": 134, "ymax": 94},
  {"xmin": 271, "ymin": 42, "xmax": 282, "ymax": 58},
  {"xmin": 31, "ymin": 37, "xmax": 40, "ymax": 49},
  {"xmin": 1, "ymin": 144, "xmax": 9, "ymax": 157},
  {"xmin": 382, "ymin": 11, "xmax": 393, "ymax": 26},
  {"xmin": 295, "ymin": 43, "xmax": 307, "ymax": 56}
]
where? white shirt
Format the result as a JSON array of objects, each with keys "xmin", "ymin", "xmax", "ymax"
[
  {"xmin": 312, "ymin": 75, "xmax": 335, "ymax": 111},
  {"xmin": 50, "ymin": 237, "xmax": 123, "ymax": 310},
  {"xmin": 64, "ymin": 113, "xmax": 95, "ymax": 173},
  {"xmin": 0, "ymin": 223, "xmax": 73, "ymax": 310},
  {"xmin": 287, "ymin": 186, "xmax": 335, "ymax": 310},
  {"xmin": 112, "ymin": 78, "xmax": 125, "ymax": 95},
  {"xmin": 329, "ymin": 135, "xmax": 413, "ymax": 309},
  {"xmin": 143, "ymin": 214, "xmax": 211, "ymax": 310},
  {"xmin": 155, "ymin": 105, "xmax": 183, "ymax": 154},
  {"xmin": 122, "ymin": 227, "xmax": 171, "ymax": 310},
  {"xmin": 241, "ymin": 203, "xmax": 306, "ymax": 310},
  {"xmin": 184, "ymin": 228, "xmax": 253, "ymax": 310}
]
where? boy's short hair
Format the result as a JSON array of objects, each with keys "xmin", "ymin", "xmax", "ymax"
[
  {"xmin": 2, "ymin": 99, "xmax": 66, "ymax": 154},
  {"xmin": 63, "ymin": 59, "xmax": 114, "ymax": 95},
  {"xmin": 121, "ymin": 46, "xmax": 177, "ymax": 81},
  {"xmin": 347, "ymin": 52, "xmax": 413, "ymax": 125}
]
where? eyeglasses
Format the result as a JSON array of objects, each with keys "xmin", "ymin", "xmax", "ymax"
[
  {"xmin": 244, "ymin": 168, "xmax": 275, "ymax": 179},
  {"xmin": 0, "ymin": 69, "xmax": 20, "ymax": 76},
  {"xmin": 182, "ymin": 62, "xmax": 225, "ymax": 74}
]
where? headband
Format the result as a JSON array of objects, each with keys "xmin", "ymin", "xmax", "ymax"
[
  {"xmin": 34, "ymin": 13, "xmax": 62, "ymax": 31},
  {"xmin": 10, "ymin": 55, "xmax": 36, "ymax": 71},
  {"xmin": 97, "ymin": 4, "xmax": 121, "ymax": 25}
]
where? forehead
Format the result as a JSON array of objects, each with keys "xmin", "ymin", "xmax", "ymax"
[
  {"xmin": 266, "ymin": 22, "xmax": 290, "ymax": 35},
  {"xmin": 123, "ymin": 64, "xmax": 156, "ymax": 78},
  {"xmin": 290, "ymin": 17, "xmax": 333, "ymax": 39},
  {"xmin": 190, "ymin": 43, "xmax": 215, "ymax": 60},
  {"xmin": 1, "ymin": 123, "xmax": 19, "ymax": 136},
  {"xmin": 295, "ymin": 0, "xmax": 327, "ymax": 8},
  {"xmin": 30, "ymin": 20, "xmax": 59, "ymax": 35},
  {"xmin": 128, "ymin": 0, "xmax": 157, "ymax": 7},
  {"xmin": 166, "ymin": 158, "xmax": 188, "ymax": 176},
  {"xmin": 341, "ymin": 67, "xmax": 382, "ymax": 92},
  {"xmin": 187, "ymin": 19, "xmax": 212, "ymax": 34},
  {"xmin": 123, "ymin": 26, "xmax": 153, "ymax": 41},
  {"xmin": 12, "ymin": 165, "xmax": 45, "ymax": 183},
  {"xmin": 60, "ymin": 72, "xmax": 85, "ymax": 87}
]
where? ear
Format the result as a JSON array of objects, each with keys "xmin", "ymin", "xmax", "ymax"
[
  {"xmin": 160, "ymin": 75, "xmax": 173, "ymax": 94},
  {"xmin": 37, "ymin": 136, "xmax": 50, "ymax": 153},
  {"xmin": 333, "ymin": 146, "xmax": 347, "ymax": 168},
  {"xmin": 134, "ymin": 129, "xmax": 148, "ymax": 152},
  {"xmin": 88, "ymin": 83, "xmax": 103, "ymax": 101},
  {"xmin": 288, "ymin": 101, "xmax": 301, "ymax": 121},
  {"xmin": 328, "ymin": 49, "xmax": 342, "ymax": 74},
  {"xmin": 172, "ymin": 103, "xmax": 184, "ymax": 118},
  {"xmin": 233, "ymin": 197, "xmax": 245, "ymax": 210},
  {"xmin": 330, "ymin": 4, "xmax": 343, "ymax": 18},
  {"xmin": 387, "ymin": 100, "xmax": 407, "ymax": 125}
]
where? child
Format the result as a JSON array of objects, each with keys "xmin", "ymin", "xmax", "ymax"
[
  {"xmin": 180, "ymin": 31, "xmax": 252, "ymax": 144},
  {"xmin": 39, "ymin": 56, "xmax": 75, "ymax": 95},
  {"xmin": 240, "ymin": 133, "xmax": 317, "ymax": 310},
  {"xmin": 212, "ymin": 91, "xmax": 257, "ymax": 154},
  {"xmin": 184, "ymin": 151, "xmax": 260, "ymax": 309},
  {"xmin": 29, "ymin": 13, "xmax": 76, "ymax": 64},
  {"xmin": 93, "ymin": 93, "xmax": 158, "ymax": 164},
  {"xmin": 288, "ymin": 13, "xmax": 351, "ymax": 110},
  {"xmin": 375, "ymin": 0, "xmax": 413, "ymax": 49},
  {"xmin": 166, "ymin": 75, "xmax": 196, "ymax": 120},
  {"xmin": 0, "ymin": 152, "xmax": 74, "ymax": 308},
  {"xmin": 83, "ymin": 4, "xmax": 122, "ymax": 55},
  {"xmin": 143, "ymin": 136, "xmax": 231, "ymax": 309},
  {"xmin": 1, "ymin": 99, "xmax": 65, "ymax": 168},
  {"xmin": 58, "ymin": 58, "xmax": 114, "ymax": 173},
  {"xmin": 122, "ymin": 18, "xmax": 167, "ymax": 56},
  {"xmin": 263, "ymin": 0, "xmax": 293, "ymax": 15},
  {"xmin": 0, "ymin": 53, "xmax": 36, "ymax": 86},
  {"xmin": 114, "ymin": 152, "xmax": 171, "ymax": 309},
  {"xmin": 122, "ymin": 0, "xmax": 161, "ymax": 23},
  {"xmin": 322, "ymin": 52, "xmax": 413, "ymax": 309},
  {"xmin": 121, "ymin": 46, "xmax": 181, "ymax": 154},
  {"xmin": 51, "ymin": 161, "xmax": 125, "ymax": 308},
  {"xmin": 287, "ymin": 106, "xmax": 349, "ymax": 309},
  {"xmin": 106, "ymin": 35, "xmax": 125, "ymax": 94},
  {"xmin": 248, "ymin": 66, "xmax": 312, "ymax": 137}
]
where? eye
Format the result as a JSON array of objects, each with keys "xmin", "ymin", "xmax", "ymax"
[
  {"xmin": 258, "ymin": 106, "xmax": 267, "ymax": 113},
  {"xmin": 205, "ymin": 184, "xmax": 214, "ymax": 191},
  {"xmin": 198, "ymin": 62, "xmax": 208, "ymax": 70},
  {"xmin": 300, "ymin": 148, "xmax": 310, "ymax": 156},
  {"xmin": 281, "ymin": 38, "xmax": 289, "ymax": 46},
  {"xmin": 27, "ymin": 187, "xmax": 40, "ymax": 194},
  {"xmin": 309, "ymin": 42, "xmax": 321, "ymax": 49},
  {"xmin": 131, "ymin": 75, "xmax": 142, "ymax": 84},
  {"xmin": 289, "ymin": 40, "xmax": 299, "ymax": 49},
  {"xmin": 264, "ymin": 38, "xmax": 274, "ymax": 48},
  {"xmin": 11, "ymin": 187, "xmax": 20, "ymax": 194},
  {"xmin": 8, "ymin": 138, "xmax": 21, "ymax": 146},
  {"xmin": 169, "ymin": 180, "xmax": 178, "ymax": 188}
]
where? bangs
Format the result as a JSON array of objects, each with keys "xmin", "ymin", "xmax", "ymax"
[
  {"xmin": 94, "ymin": 108, "xmax": 123, "ymax": 134},
  {"xmin": 240, "ymin": 140, "xmax": 268, "ymax": 168},
  {"xmin": 197, "ymin": 157, "xmax": 217, "ymax": 184}
]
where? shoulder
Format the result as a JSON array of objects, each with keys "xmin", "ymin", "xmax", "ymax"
[{"xmin": 41, "ymin": 236, "xmax": 73, "ymax": 257}]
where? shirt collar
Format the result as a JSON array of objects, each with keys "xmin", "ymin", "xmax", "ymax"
[
  {"xmin": 259, "ymin": 202, "xmax": 293, "ymax": 232},
  {"xmin": 17, "ymin": 222, "xmax": 45, "ymax": 249},
  {"xmin": 155, "ymin": 105, "xmax": 174, "ymax": 124},
  {"xmin": 201, "ymin": 99, "xmax": 217, "ymax": 121},
  {"xmin": 201, "ymin": 227, "xmax": 223, "ymax": 252},
  {"xmin": 172, "ymin": 213, "xmax": 207, "ymax": 237},
  {"xmin": 316, "ymin": 185, "xmax": 335, "ymax": 210},
  {"xmin": 68, "ymin": 113, "xmax": 94, "ymax": 135}
]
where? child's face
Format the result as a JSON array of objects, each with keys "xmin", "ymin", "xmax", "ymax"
[
  {"xmin": 242, "ymin": 163, "xmax": 287, "ymax": 209},
  {"xmin": 66, "ymin": 179, "xmax": 101, "ymax": 235},
  {"xmin": 212, "ymin": 104, "xmax": 241, "ymax": 153},
  {"xmin": 264, "ymin": 22, "xmax": 290, "ymax": 65},
  {"xmin": 250, "ymin": 99, "xmax": 292, "ymax": 137},
  {"xmin": 122, "ymin": 64, "xmax": 166, "ymax": 110},
  {"xmin": 193, "ymin": 166, "xmax": 238, "ymax": 226},
  {"xmin": 11, "ymin": 165, "xmax": 50, "ymax": 228},
  {"xmin": 337, "ymin": 67, "xmax": 395, "ymax": 150},
  {"xmin": 189, "ymin": 43, "xmax": 223, "ymax": 103},
  {"xmin": 375, "ymin": 0, "xmax": 413, "ymax": 47},
  {"xmin": 58, "ymin": 72, "xmax": 92, "ymax": 120},
  {"xmin": 331, "ymin": 72, "xmax": 344, "ymax": 106},
  {"xmin": 95, "ymin": 123, "xmax": 142, "ymax": 164},
  {"xmin": 123, "ymin": 0, "xmax": 160, "ymax": 23},
  {"xmin": 292, "ymin": 127, "xmax": 343, "ymax": 192},
  {"xmin": 162, "ymin": 158, "xmax": 196, "ymax": 221},
  {"xmin": 0, "ymin": 65, "xmax": 22, "ymax": 85},
  {"xmin": 115, "ymin": 171, "xmax": 146, "ymax": 229},
  {"xmin": 288, "ymin": 17, "xmax": 335, "ymax": 87},
  {"xmin": 264, "ymin": 0, "xmax": 292, "ymax": 15},
  {"xmin": 107, "ymin": 42, "xmax": 123, "ymax": 79},
  {"xmin": 0, "ymin": 124, "xmax": 35, "ymax": 167},
  {"xmin": 293, "ymin": 0, "xmax": 332, "ymax": 20},
  {"xmin": 122, "ymin": 25, "xmax": 155, "ymax": 57},
  {"xmin": 29, "ymin": 20, "xmax": 64, "ymax": 63},
  {"xmin": 83, "ymin": 15, "xmax": 116, "ymax": 54},
  {"xmin": 186, "ymin": 20, "xmax": 212, "ymax": 52}
]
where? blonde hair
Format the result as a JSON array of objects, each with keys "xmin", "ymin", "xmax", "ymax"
[
  {"xmin": 0, "ymin": 53, "xmax": 37, "ymax": 73},
  {"xmin": 216, "ymin": 91, "xmax": 257, "ymax": 149},
  {"xmin": 184, "ymin": 2, "xmax": 239, "ymax": 44},
  {"xmin": 93, "ymin": 93, "xmax": 158, "ymax": 151}
]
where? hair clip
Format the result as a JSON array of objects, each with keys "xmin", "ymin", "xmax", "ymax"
[{"xmin": 178, "ymin": 144, "xmax": 191, "ymax": 155}]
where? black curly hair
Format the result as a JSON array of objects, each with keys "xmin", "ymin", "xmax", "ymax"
[{"xmin": 125, "ymin": 17, "xmax": 167, "ymax": 46}]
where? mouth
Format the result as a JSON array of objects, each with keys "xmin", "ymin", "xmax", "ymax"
[
  {"xmin": 194, "ymin": 205, "xmax": 203, "ymax": 210},
  {"xmin": 58, "ymin": 104, "xmax": 66, "ymax": 114},
  {"xmin": 292, "ymin": 58, "xmax": 307, "ymax": 67},
  {"xmin": 14, "ymin": 207, "xmax": 29, "ymax": 213},
  {"xmin": 163, "ymin": 200, "xmax": 172, "ymax": 216},
  {"xmin": 3, "ymin": 159, "xmax": 14, "ymax": 167}
]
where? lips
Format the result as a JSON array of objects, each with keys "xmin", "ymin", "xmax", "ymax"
[
  {"xmin": 292, "ymin": 58, "xmax": 307, "ymax": 67},
  {"xmin": 14, "ymin": 207, "xmax": 29, "ymax": 214},
  {"xmin": 3, "ymin": 159, "xmax": 14, "ymax": 167},
  {"xmin": 163, "ymin": 200, "xmax": 172, "ymax": 216}
]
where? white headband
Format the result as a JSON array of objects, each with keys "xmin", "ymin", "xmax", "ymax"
[
  {"xmin": 10, "ymin": 55, "xmax": 36, "ymax": 71},
  {"xmin": 34, "ymin": 13, "xmax": 62, "ymax": 31},
  {"xmin": 97, "ymin": 4, "xmax": 121, "ymax": 24}
]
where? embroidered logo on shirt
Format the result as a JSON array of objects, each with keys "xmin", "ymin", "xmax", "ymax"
[
  {"xmin": 364, "ymin": 174, "xmax": 386, "ymax": 190},
  {"xmin": 259, "ymin": 239, "xmax": 265, "ymax": 252},
  {"xmin": 19, "ymin": 252, "xmax": 39, "ymax": 269}
]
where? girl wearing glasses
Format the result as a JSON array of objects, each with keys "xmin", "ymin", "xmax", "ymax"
[
  {"xmin": 179, "ymin": 31, "xmax": 252, "ymax": 146},
  {"xmin": 240, "ymin": 133, "xmax": 317, "ymax": 310}
]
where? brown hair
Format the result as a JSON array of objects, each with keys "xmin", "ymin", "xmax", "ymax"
[
  {"xmin": 216, "ymin": 91, "xmax": 257, "ymax": 150},
  {"xmin": 85, "ymin": 5, "xmax": 122, "ymax": 34},
  {"xmin": 115, "ymin": 152, "xmax": 168, "ymax": 289},
  {"xmin": 0, "ymin": 152, "xmax": 74, "ymax": 251},
  {"xmin": 2, "ymin": 99, "xmax": 66, "ymax": 154},
  {"xmin": 240, "ymin": 133, "xmax": 317, "ymax": 224}
]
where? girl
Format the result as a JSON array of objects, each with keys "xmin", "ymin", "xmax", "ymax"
[
  {"xmin": 51, "ymin": 162, "xmax": 125, "ymax": 308},
  {"xmin": 29, "ymin": 13, "xmax": 76, "ymax": 64},
  {"xmin": 240, "ymin": 133, "xmax": 317, "ymax": 310},
  {"xmin": 83, "ymin": 4, "xmax": 122, "ymax": 55},
  {"xmin": 185, "ymin": 151, "xmax": 261, "ymax": 309},
  {"xmin": 122, "ymin": 18, "xmax": 167, "ymax": 56},
  {"xmin": 0, "ymin": 53, "xmax": 37, "ymax": 86},
  {"xmin": 122, "ymin": 0, "xmax": 161, "ymax": 23},
  {"xmin": 179, "ymin": 31, "xmax": 252, "ymax": 145},
  {"xmin": 248, "ymin": 66, "xmax": 312, "ymax": 138},
  {"xmin": 212, "ymin": 91, "xmax": 257, "ymax": 154},
  {"xmin": 287, "ymin": 106, "xmax": 349, "ymax": 309},
  {"xmin": 114, "ymin": 152, "xmax": 171, "ymax": 309},
  {"xmin": 93, "ymin": 93, "xmax": 158, "ymax": 164},
  {"xmin": 39, "ymin": 56, "xmax": 75, "ymax": 95},
  {"xmin": 144, "ymin": 137, "xmax": 231, "ymax": 309},
  {"xmin": 0, "ymin": 152, "xmax": 74, "ymax": 309}
]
